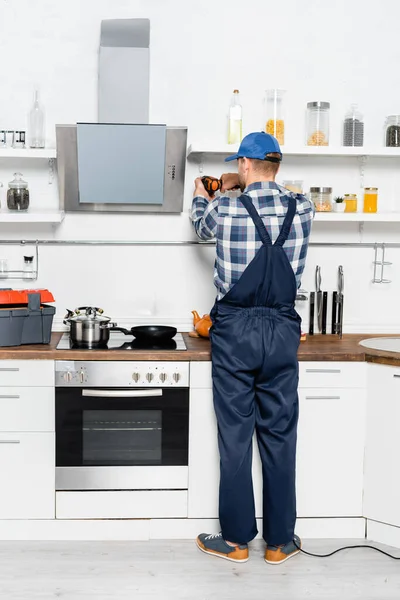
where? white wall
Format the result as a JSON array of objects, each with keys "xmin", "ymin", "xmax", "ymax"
[{"xmin": 1, "ymin": 0, "xmax": 400, "ymax": 331}]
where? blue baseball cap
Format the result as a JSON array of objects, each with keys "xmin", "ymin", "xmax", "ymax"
[{"xmin": 225, "ymin": 131, "xmax": 282, "ymax": 162}]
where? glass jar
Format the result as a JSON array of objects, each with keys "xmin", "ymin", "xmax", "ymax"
[
  {"xmin": 310, "ymin": 187, "xmax": 332, "ymax": 212},
  {"xmin": 307, "ymin": 101, "xmax": 330, "ymax": 146},
  {"xmin": 265, "ymin": 89, "xmax": 285, "ymax": 145},
  {"xmin": 7, "ymin": 173, "xmax": 30, "ymax": 211},
  {"xmin": 385, "ymin": 115, "xmax": 400, "ymax": 147},
  {"xmin": 363, "ymin": 188, "xmax": 378, "ymax": 213},
  {"xmin": 282, "ymin": 180, "xmax": 303, "ymax": 194},
  {"xmin": 343, "ymin": 104, "xmax": 364, "ymax": 147},
  {"xmin": 344, "ymin": 194, "xmax": 358, "ymax": 213}
]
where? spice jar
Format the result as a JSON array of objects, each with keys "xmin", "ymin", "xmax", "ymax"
[
  {"xmin": 343, "ymin": 104, "xmax": 364, "ymax": 147},
  {"xmin": 265, "ymin": 89, "xmax": 285, "ymax": 145},
  {"xmin": 310, "ymin": 187, "xmax": 332, "ymax": 212},
  {"xmin": 344, "ymin": 194, "xmax": 358, "ymax": 213},
  {"xmin": 363, "ymin": 188, "xmax": 378, "ymax": 213},
  {"xmin": 7, "ymin": 173, "xmax": 30, "ymax": 211},
  {"xmin": 306, "ymin": 102, "xmax": 330, "ymax": 146},
  {"xmin": 385, "ymin": 116, "xmax": 400, "ymax": 147}
]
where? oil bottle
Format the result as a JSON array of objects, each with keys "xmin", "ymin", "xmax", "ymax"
[{"xmin": 228, "ymin": 89, "xmax": 242, "ymax": 144}]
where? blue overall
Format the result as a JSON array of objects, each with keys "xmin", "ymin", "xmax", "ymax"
[{"xmin": 210, "ymin": 194, "xmax": 301, "ymax": 546}]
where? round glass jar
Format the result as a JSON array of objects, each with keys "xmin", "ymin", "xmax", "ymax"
[
  {"xmin": 310, "ymin": 187, "xmax": 332, "ymax": 212},
  {"xmin": 7, "ymin": 172, "xmax": 29, "ymax": 211}
]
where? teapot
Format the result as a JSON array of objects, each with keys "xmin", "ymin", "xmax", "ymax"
[{"xmin": 191, "ymin": 310, "xmax": 212, "ymax": 338}]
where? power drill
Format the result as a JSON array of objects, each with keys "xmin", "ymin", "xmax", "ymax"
[{"xmin": 201, "ymin": 176, "xmax": 222, "ymax": 195}]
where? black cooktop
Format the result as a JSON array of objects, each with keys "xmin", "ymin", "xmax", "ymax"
[{"xmin": 56, "ymin": 332, "xmax": 187, "ymax": 351}]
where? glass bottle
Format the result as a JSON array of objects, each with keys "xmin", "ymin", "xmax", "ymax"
[
  {"xmin": 265, "ymin": 89, "xmax": 285, "ymax": 145},
  {"xmin": 29, "ymin": 89, "xmax": 45, "ymax": 148},
  {"xmin": 7, "ymin": 173, "xmax": 30, "ymax": 211},
  {"xmin": 343, "ymin": 104, "xmax": 364, "ymax": 147},
  {"xmin": 23, "ymin": 256, "xmax": 34, "ymax": 279},
  {"xmin": 228, "ymin": 90, "xmax": 242, "ymax": 145}
]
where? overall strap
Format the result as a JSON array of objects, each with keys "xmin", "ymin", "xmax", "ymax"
[
  {"xmin": 274, "ymin": 197, "xmax": 297, "ymax": 247},
  {"xmin": 239, "ymin": 195, "xmax": 272, "ymax": 247}
]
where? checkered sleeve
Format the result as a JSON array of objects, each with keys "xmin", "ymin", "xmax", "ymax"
[{"xmin": 191, "ymin": 195, "xmax": 219, "ymax": 240}]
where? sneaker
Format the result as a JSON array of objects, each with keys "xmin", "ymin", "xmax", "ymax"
[
  {"xmin": 264, "ymin": 535, "xmax": 301, "ymax": 565},
  {"xmin": 196, "ymin": 532, "xmax": 249, "ymax": 563}
]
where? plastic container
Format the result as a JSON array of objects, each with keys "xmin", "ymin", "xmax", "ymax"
[
  {"xmin": 344, "ymin": 194, "xmax": 358, "ymax": 213},
  {"xmin": 310, "ymin": 187, "xmax": 332, "ymax": 212},
  {"xmin": 228, "ymin": 89, "xmax": 242, "ymax": 145},
  {"xmin": 282, "ymin": 180, "xmax": 303, "ymax": 194},
  {"xmin": 363, "ymin": 188, "xmax": 378, "ymax": 213},
  {"xmin": 0, "ymin": 289, "xmax": 55, "ymax": 347},
  {"xmin": 385, "ymin": 115, "xmax": 400, "ymax": 147},
  {"xmin": 265, "ymin": 89, "xmax": 285, "ymax": 145},
  {"xmin": 307, "ymin": 102, "xmax": 330, "ymax": 146},
  {"xmin": 343, "ymin": 104, "xmax": 364, "ymax": 147},
  {"xmin": 7, "ymin": 172, "xmax": 29, "ymax": 211}
]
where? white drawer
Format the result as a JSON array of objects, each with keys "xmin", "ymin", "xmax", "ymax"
[
  {"xmin": 299, "ymin": 362, "xmax": 366, "ymax": 389},
  {"xmin": 0, "ymin": 387, "xmax": 54, "ymax": 432},
  {"xmin": 190, "ymin": 362, "xmax": 212, "ymax": 389},
  {"xmin": 0, "ymin": 432, "xmax": 55, "ymax": 519},
  {"xmin": 0, "ymin": 360, "xmax": 54, "ymax": 387},
  {"xmin": 56, "ymin": 490, "xmax": 188, "ymax": 519}
]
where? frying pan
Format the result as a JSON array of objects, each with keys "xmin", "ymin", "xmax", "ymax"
[{"xmin": 110, "ymin": 325, "xmax": 177, "ymax": 342}]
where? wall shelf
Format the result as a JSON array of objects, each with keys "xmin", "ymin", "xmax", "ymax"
[
  {"xmin": 0, "ymin": 148, "xmax": 57, "ymax": 159},
  {"xmin": 0, "ymin": 210, "xmax": 65, "ymax": 224},
  {"xmin": 314, "ymin": 213, "xmax": 400, "ymax": 223},
  {"xmin": 187, "ymin": 143, "xmax": 400, "ymax": 159}
]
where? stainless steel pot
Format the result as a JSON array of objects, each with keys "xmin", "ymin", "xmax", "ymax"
[{"xmin": 63, "ymin": 307, "xmax": 117, "ymax": 348}]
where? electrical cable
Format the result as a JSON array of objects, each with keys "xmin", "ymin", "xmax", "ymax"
[{"xmin": 293, "ymin": 539, "xmax": 400, "ymax": 560}]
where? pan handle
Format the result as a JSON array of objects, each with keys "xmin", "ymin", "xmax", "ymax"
[{"xmin": 107, "ymin": 326, "xmax": 132, "ymax": 336}]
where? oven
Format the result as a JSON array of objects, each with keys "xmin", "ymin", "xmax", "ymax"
[{"xmin": 55, "ymin": 361, "xmax": 189, "ymax": 491}]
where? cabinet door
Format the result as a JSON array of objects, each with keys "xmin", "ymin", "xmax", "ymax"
[
  {"xmin": 0, "ymin": 433, "xmax": 55, "ymax": 519},
  {"xmin": 296, "ymin": 389, "xmax": 366, "ymax": 517},
  {"xmin": 364, "ymin": 364, "xmax": 400, "ymax": 527}
]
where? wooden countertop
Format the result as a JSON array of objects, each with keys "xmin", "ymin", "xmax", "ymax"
[{"xmin": 0, "ymin": 332, "xmax": 399, "ymax": 366}]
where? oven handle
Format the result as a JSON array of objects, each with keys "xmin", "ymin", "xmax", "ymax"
[{"xmin": 82, "ymin": 389, "xmax": 163, "ymax": 398}]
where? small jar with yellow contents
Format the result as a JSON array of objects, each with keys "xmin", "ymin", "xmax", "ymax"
[
  {"xmin": 344, "ymin": 194, "xmax": 358, "ymax": 213},
  {"xmin": 265, "ymin": 89, "xmax": 285, "ymax": 145},
  {"xmin": 363, "ymin": 188, "xmax": 378, "ymax": 213}
]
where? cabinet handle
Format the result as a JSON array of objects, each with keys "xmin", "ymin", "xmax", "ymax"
[
  {"xmin": 82, "ymin": 389, "xmax": 163, "ymax": 398},
  {"xmin": 0, "ymin": 395, "xmax": 20, "ymax": 399},
  {"xmin": 393, "ymin": 374, "xmax": 400, "ymax": 378},
  {"xmin": 305, "ymin": 396, "xmax": 341, "ymax": 400},
  {"xmin": 305, "ymin": 369, "xmax": 341, "ymax": 373},
  {"xmin": 0, "ymin": 368, "xmax": 19, "ymax": 372},
  {"xmin": 0, "ymin": 440, "xmax": 20, "ymax": 444}
]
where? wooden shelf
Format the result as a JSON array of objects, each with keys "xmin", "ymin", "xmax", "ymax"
[
  {"xmin": 0, "ymin": 148, "xmax": 56, "ymax": 159},
  {"xmin": 0, "ymin": 210, "xmax": 65, "ymax": 223}
]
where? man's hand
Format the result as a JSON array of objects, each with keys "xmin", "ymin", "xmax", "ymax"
[
  {"xmin": 194, "ymin": 177, "xmax": 213, "ymax": 201},
  {"xmin": 220, "ymin": 173, "xmax": 240, "ymax": 192}
]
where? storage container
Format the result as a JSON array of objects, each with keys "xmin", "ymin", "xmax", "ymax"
[
  {"xmin": 344, "ymin": 194, "xmax": 358, "ymax": 213},
  {"xmin": 0, "ymin": 289, "xmax": 55, "ymax": 347},
  {"xmin": 265, "ymin": 89, "xmax": 285, "ymax": 145},
  {"xmin": 363, "ymin": 188, "xmax": 378, "ymax": 213},
  {"xmin": 307, "ymin": 102, "xmax": 330, "ymax": 146},
  {"xmin": 343, "ymin": 105, "xmax": 364, "ymax": 147},
  {"xmin": 385, "ymin": 115, "xmax": 400, "ymax": 147},
  {"xmin": 310, "ymin": 187, "xmax": 332, "ymax": 212},
  {"xmin": 282, "ymin": 180, "xmax": 303, "ymax": 194}
]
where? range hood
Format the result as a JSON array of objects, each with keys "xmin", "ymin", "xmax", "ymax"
[{"xmin": 56, "ymin": 19, "xmax": 187, "ymax": 214}]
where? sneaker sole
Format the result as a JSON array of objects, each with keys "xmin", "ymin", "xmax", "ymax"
[
  {"xmin": 195, "ymin": 539, "xmax": 249, "ymax": 563},
  {"xmin": 265, "ymin": 548, "xmax": 300, "ymax": 565}
]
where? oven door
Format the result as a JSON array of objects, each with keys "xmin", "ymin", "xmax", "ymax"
[{"xmin": 55, "ymin": 387, "xmax": 189, "ymax": 490}]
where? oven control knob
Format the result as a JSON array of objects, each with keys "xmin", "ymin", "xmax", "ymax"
[
  {"xmin": 146, "ymin": 373, "xmax": 154, "ymax": 383},
  {"xmin": 64, "ymin": 371, "xmax": 72, "ymax": 383},
  {"xmin": 159, "ymin": 372, "xmax": 167, "ymax": 383},
  {"xmin": 173, "ymin": 372, "xmax": 181, "ymax": 383},
  {"xmin": 132, "ymin": 372, "xmax": 140, "ymax": 383},
  {"xmin": 79, "ymin": 370, "xmax": 85, "ymax": 383}
]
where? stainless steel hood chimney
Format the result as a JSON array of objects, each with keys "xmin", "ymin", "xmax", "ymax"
[{"xmin": 56, "ymin": 19, "xmax": 187, "ymax": 214}]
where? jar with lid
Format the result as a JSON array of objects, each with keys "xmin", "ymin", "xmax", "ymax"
[
  {"xmin": 282, "ymin": 180, "xmax": 303, "ymax": 194},
  {"xmin": 385, "ymin": 116, "xmax": 400, "ymax": 147},
  {"xmin": 7, "ymin": 173, "xmax": 29, "ymax": 211},
  {"xmin": 363, "ymin": 187, "xmax": 378, "ymax": 213},
  {"xmin": 23, "ymin": 256, "xmax": 34, "ymax": 279},
  {"xmin": 310, "ymin": 187, "xmax": 332, "ymax": 212},
  {"xmin": 265, "ymin": 89, "xmax": 285, "ymax": 145},
  {"xmin": 343, "ymin": 104, "xmax": 364, "ymax": 147},
  {"xmin": 344, "ymin": 194, "xmax": 358, "ymax": 213},
  {"xmin": 306, "ymin": 102, "xmax": 330, "ymax": 146}
]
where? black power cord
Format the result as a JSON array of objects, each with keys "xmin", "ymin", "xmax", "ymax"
[{"xmin": 293, "ymin": 539, "xmax": 400, "ymax": 560}]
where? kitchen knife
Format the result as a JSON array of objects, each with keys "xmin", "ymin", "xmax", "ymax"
[
  {"xmin": 337, "ymin": 266, "xmax": 344, "ymax": 339},
  {"xmin": 309, "ymin": 292, "xmax": 315, "ymax": 335},
  {"xmin": 322, "ymin": 291, "xmax": 328, "ymax": 334},
  {"xmin": 315, "ymin": 266, "xmax": 322, "ymax": 333},
  {"xmin": 331, "ymin": 291, "xmax": 338, "ymax": 334}
]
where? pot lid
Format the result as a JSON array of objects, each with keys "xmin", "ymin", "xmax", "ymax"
[
  {"xmin": 8, "ymin": 172, "xmax": 28, "ymax": 189},
  {"xmin": 66, "ymin": 307, "xmax": 111, "ymax": 323}
]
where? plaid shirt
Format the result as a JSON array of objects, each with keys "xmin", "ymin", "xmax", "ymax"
[{"xmin": 191, "ymin": 181, "xmax": 314, "ymax": 300}]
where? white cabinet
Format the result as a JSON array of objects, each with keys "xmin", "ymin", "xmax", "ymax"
[
  {"xmin": 0, "ymin": 432, "xmax": 55, "ymax": 519},
  {"xmin": 364, "ymin": 363, "xmax": 400, "ymax": 527},
  {"xmin": 0, "ymin": 360, "xmax": 55, "ymax": 520},
  {"xmin": 189, "ymin": 361, "xmax": 367, "ymax": 520}
]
